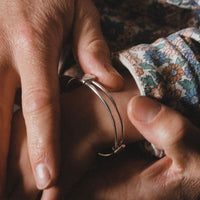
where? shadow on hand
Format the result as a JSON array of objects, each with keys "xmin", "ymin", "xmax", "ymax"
[{"xmin": 68, "ymin": 142, "xmax": 156, "ymax": 200}]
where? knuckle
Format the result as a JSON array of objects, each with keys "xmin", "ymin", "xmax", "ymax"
[
  {"xmin": 32, "ymin": 150, "xmax": 46, "ymax": 165},
  {"xmin": 22, "ymin": 87, "xmax": 58, "ymax": 115},
  {"xmin": 13, "ymin": 17, "xmax": 62, "ymax": 54},
  {"xmin": 86, "ymin": 39, "xmax": 109, "ymax": 54},
  {"xmin": 15, "ymin": 22, "xmax": 35, "ymax": 44},
  {"xmin": 30, "ymin": 139, "xmax": 47, "ymax": 164},
  {"xmin": 13, "ymin": 22, "xmax": 39, "ymax": 54}
]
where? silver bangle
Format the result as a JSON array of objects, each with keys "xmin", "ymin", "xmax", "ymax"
[{"xmin": 60, "ymin": 74, "xmax": 125, "ymax": 157}]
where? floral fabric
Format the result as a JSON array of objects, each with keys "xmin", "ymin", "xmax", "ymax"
[
  {"xmin": 166, "ymin": 0, "xmax": 200, "ymax": 9},
  {"xmin": 62, "ymin": 1, "xmax": 200, "ymax": 126},
  {"xmin": 116, "ymin": 27, "xmax": 200, "ymax": 126},
  {"xmin": 60, "ymin": 0, "xmax": 200, "ymax": 157},
  {"xmin": 92, "ymin": 0, "xmax": 200, "ymax": 126}
]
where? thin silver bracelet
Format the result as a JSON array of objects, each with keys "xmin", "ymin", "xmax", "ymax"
[{"xmin": 60, "ymin": 74, "xmax": 125, "ymax": 157}]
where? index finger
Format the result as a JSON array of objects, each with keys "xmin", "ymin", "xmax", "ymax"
[{"xmin": 14, "ymin": 33, "xmax": 61, "ymax": 190}]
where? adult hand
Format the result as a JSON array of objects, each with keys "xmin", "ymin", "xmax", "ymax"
[
  {"xmin": 127, "ymin": 96, "xmax": 200, "ymax": 199},
  {"xmin": 0, "ymin": 0, "xmax": 123, "ymax": 194},
  {"xmin": 68, "ymin": 96, "xmax": 200, "ymax": 199}
]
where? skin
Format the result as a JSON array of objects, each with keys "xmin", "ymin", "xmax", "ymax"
[
  {"xmin": 6, "ymin": 72, "xmax": 200, "ymax": 199},
  {"xmin": 6, "ymin": 72, "xmax": 138, "ymax": 199},
  {"xmin": 0, "ymin": 0, "xmax": 123, "ymax": 195},
  {"xmin": 69, "ymin": 97, "xmax": 200, "ymax": 200}
]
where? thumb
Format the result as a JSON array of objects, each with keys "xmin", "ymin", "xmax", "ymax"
[
  {"xmin": 73, "ymin": 0, "xmax": 124, "ymax": 91},
  {"xmin": 127, "ymin": 96, "xmax": 200, "ymax": 166}
]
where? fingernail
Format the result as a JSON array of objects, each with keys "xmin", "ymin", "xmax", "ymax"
[
  {"xmin": 128, "ymin": 96, "xmax": 161, "ymax": 123},
  {"xmin": 36, "ymin": 164, "xmax": 51, "ymax": 189}
]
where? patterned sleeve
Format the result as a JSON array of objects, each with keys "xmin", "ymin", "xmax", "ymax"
[
  {"xmin": 115, "ymin": 27, "xmax": 200, "ymax": 127},
  {"xmin": 166, "ymin": 0, "xmax": 200, "ymax": 9}
]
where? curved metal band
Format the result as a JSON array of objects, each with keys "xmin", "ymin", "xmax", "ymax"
[{"xmin": 61, "ymin": 74, "xmax": 125, "ymax": 157}]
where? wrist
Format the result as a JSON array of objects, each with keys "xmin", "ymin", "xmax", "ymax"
[{"xmin": 60, "ymin": 71, "xmax": 142, "ymax": 155}]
